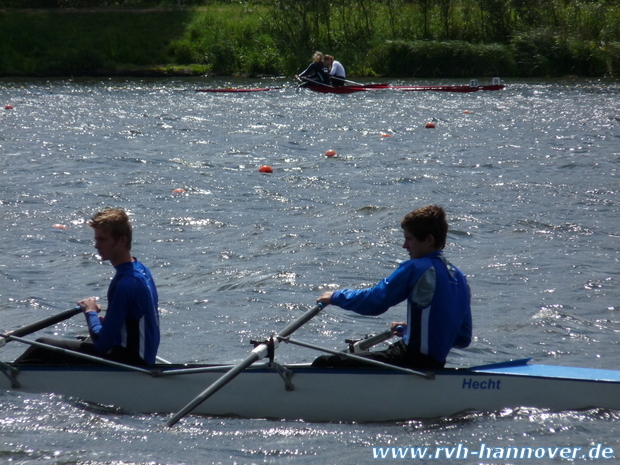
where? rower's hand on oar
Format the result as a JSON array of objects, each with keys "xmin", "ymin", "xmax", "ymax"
[
  {"xmin": 316, "ymin": 291, "xmax": 333, "ymax": 306},
  {"xmin": 78, "ymin": 297, "xmax": 101, "ymax": 314},
  {"xmin": 391, "ymin": 322, "xmax": 406, "ymax": 337}
]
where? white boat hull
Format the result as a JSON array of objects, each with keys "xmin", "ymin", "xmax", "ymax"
[{"xmin": 3, "ymin": 360, "xmax": 620, "ymax": 422}]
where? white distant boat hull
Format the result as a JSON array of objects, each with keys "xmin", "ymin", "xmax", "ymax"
[{"xmin": 3, "ymin": 360, "xmax": 620, "ymax": 422}]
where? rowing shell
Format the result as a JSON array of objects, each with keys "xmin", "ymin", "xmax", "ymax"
[
  {"xmin": 304, "ymin": 84, "xmax": 505, "ymax": 94},
  {"xmin": 3, "ymin": 359, "xmax": 620, "ymax": 422},
  {"xmin": 194, "ymin": 82, "xmax": 506, "ymax": 94},
  {"xmin": 193, "ymin": 84, "xmax": 388, "ymax": 93}
]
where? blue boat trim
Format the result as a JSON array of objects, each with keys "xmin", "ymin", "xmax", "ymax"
[
  {"xmin": 472, "ymin": 364, "xmax": 620, "ymax": 382},
  {"xmin": 468, "ymin": 358, "xmax": 532, "ymax": 370}
]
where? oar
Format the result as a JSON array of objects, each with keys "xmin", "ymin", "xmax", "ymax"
[
  {"xmin": 279, "ymin": 336, "xmax": 431, "ymax": 378},
  {"xmin": 346, "ymin": 328, "xmax": 395, "ymax": 353},
  {"xmin": 4, "ymin": 333, "xmax": 154, "ymax": 374},
  {"xmin": 166, "ymin": 302, "xmax": 325, "ymax": 427},
  {"xmin": 195, "ymin": 87, "xmax": 282, "ymax": 93},
  {"xmin": 300, "ymin": 75, "xmax": 368, "ymax": 88},
  {"xmin": 0, "ymin": 306, "xmax": 82, "ymax": 347},
  {"xmin": 295, "ymin": 76, "xmax": 334, "ymax": 89},
  {"xmin": 341, "ymin": 78, "xmax": 365, "ymax": 86}
]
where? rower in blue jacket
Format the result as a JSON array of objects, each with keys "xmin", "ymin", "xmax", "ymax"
[
  {"xmin": 314, "ymin": 205, "xmax": 472, "ymax": 370},
  {"xmin": 16, "ymin": 208, "xmax": 160, "ymax": 366},
  {"xmin": 295, "ymin": 51, "xmax": 330, "ymax": 87}
]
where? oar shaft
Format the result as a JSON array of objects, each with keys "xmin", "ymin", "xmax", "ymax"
[
  {"xmin": 4, "ymin": 307, "xmax": 82, "ymax": 339},
  {"xmin": 5, "ymin": 333, "xmax": 153, "ymax": 374},
  {"xmin": 280, "ymin": 336, "xmax": 431, "ymax": 378},
  {"xmin": 277, "ymin": 303, "xmax": 324, "ymax": 338},
  {"xmin": 166, "ymin": 303, "xmax": 324, "ymax": 427},
  {"xmin": 342, "ymin": 78, "xmax": 364, "ymax": 86},
  {"xmin": 297, "ymin": 76, "xmax": 332, "ymax": 88},
  {"xmin": 166, "ymin": 346, "xmax": 266, "ymax": 427}
]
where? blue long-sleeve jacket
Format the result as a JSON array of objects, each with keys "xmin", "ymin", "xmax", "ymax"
[
  {"xmin": 331, "ymin": 250, "xmax": 472, "ymax": 363},
  {"xmin": 86, "ymin": 259, "xmax": 160, "ymax": 365},
  {"xmin": 299, "ymin": 61, "xmax": 330, "ymax": 83}
]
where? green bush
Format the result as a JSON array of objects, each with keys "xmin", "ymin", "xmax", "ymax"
[
  {"xmin": 603, "ymin": 42, "xmax": 620, "ymax": 76},
  {"xmin": 0, "ymin": 9, "xmax": 190, "ymax": 76},
  {"xmin": 167, "ymin": 5, "xmax": 276, "ymax": 76},
  {"xmin": 367, "ymin": 40, "xmax": 515, "ymax": 78}
]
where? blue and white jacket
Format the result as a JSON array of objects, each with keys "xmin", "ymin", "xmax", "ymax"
[
  {"xmin": 331, "ymin": 250, "xmax": 472, "ymax": 364},
  {"xmin": 86, "ymin": 259, "xmax": 160, "ymax": 365}
]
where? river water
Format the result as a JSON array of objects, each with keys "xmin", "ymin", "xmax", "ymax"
[{"xmin": 0, "ymin": 77, "xmax": 619, "ymax": 464}]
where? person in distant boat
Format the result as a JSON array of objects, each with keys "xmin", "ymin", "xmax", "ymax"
[
  {"xmin": 15, "ymin": 208, "xmax": 160, "ymax": 366},
  {"xmin": 323, "ymin": 55, "xmax": 346, "ymax": 87},
  {"xmin": 313, "ymin": 205, "xmax": 472, "ymax": 370},
  {"xmin": 295, "ymin": 51, "xmax": 330, "ymax": 87}
]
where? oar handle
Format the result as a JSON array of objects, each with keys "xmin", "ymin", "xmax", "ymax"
[
  {"xmin": 349, "ymin": 329, "xmax": 394, "ymax": 353},
  {"xmin": 5, "ymin": 306, "xmax": 82, "ymax": 339}
]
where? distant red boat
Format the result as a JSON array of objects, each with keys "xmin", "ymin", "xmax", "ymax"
[
  {"xmin": 303, "ymin": 81, "xmax": 505, "ymax": 94},
  {"xmin": 301, "ymin": 83, "xmax": 389, "ymax": 94},
  {"xmin": 195, "ymin": 79, "xmax": 505, "ymax": 94}
]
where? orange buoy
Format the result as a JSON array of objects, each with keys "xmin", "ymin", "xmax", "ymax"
[
  {"xmin": 52, "ymin": 224, "xmax": 67, "ymax": 230},
  {"xmin": 425, "ymin": 122, "xmax": 436, "ymax": 129},
  {"xmin": 258, "ymin": 165, "xmax": 273, "ymax": 173},
  {"xmin": 462, "ymin": 110, "xmax": 471, "ymax": 114},
  {"xmin": 381, "ymin": 133, "xmax": 391, "ymax": 138},
  {"xmin": 324, "ymin": 149, "xmax": 337, "ymax": 157},
  {"xmin": 5, "ymin": 105, "xmax": 13, "ymax": 110},
  {"xmin": 172, "ymin": 188, "xmax": 186, "ymax": 194}
]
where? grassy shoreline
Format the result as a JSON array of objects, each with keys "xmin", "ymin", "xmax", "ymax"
[{"xmin": 1, "ymin": 4, "xmax": 619, "ymax": 78}]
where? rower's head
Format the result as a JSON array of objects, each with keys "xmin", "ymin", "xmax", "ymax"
[
  {"xmin": 400, "ymin": 206, "xmax": 448, "ymax": 258},
  {"xmin": 89, "ymin": 208, "xmax": 133, "ymax": 251},
  {"xmin": 324, "ymin": 55, "xmax": 334, "ymax": 66},
  {"xmin": 312, "ymin": 51, "xmax": 324, "ymax": 63}
]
